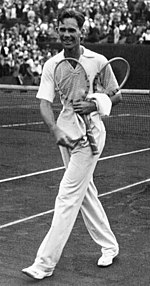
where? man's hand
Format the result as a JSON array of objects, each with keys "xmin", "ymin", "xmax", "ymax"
[
  {"xmin": 73, "ymin": 100, "xmax": 97, "ymax": 115},
  {"xmin": 40, "ymin": 100, "xmax": 78, "ymax": 149},
  {"xmin": 53, "ymin": 126, "xmax": 77, "ymax": 149}
]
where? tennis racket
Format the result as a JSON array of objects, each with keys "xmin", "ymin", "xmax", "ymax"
[
  {"xmin": 54, "ymin": 57, "xmax": 99, "ymax": 155},
  {"xmin": 54, "ymin": 57, "xmax": 130, "ymax": 155},
  {"xmin": 93, "ymin": 57, "xmax": 130, "ymax": 97}
]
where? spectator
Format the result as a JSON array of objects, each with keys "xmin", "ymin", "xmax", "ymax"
[
  {"xmin": 139, "ymin": 26, "xmax": 150, "ymax": 44},
  {"xmin": 27, "ymin": 4, "xmax": 36, "ymax": 23},
  {"xmin": 22, "ymin": 1, "xmax": 30, "ymax": 23},
  {"xmin": 12, "ymin": 60, "xmax": 22, "ymax": 84},
  {"xmin": 144, "ymin": 1, "xmax": 150, "ymax": 22},
  {"xmin": 15, "ymin": 0, "xmax": 24, "ymax": 21},
  {"xmin": 1, "ymin": 41, "xmax": 9, "ymax": 57},
  {"xmin": 18, "ymin": 52, "xmax": 35, "ymax": 85},
  {"xmin": 84, "ymin": 18, "xmax": 101, "ymax": 43},
  {"xmin": 39, "ymin": 1, "xmax": 46, "ymax": 22},
  {"xmin": 119, "ymin": 20, "xmax": 128, "ymax": 40},
  {"xmin": 47, "ymin": 22, "xmax": 59, "ymax": 42},
  {"xmin": 107, "ymin": 22, "xmax": 115, "ymax": 43},
  {"xmin": 32, "ymin": 58, "xmax": 42, "ymax": 85},
  {"xmin": 133, "ymin": 21, "xmax": 146, "ymax": 42},
  {"xmin": 132, "ymin": 0, "xmax": 146, "ymax": 23},
  {"xmin": 114, "ymin": 23, "xmax": 120, "ymax": 44},
  {"xmin": 32, "ymin": 58, "xmax": 42, "ymax": 76},
  {"xmin": 32, "ymin": 0, "xmax": 41, "ymax": 19},
  {"xmin": 0, "ymin": 0, "xmax": 150, "ymax": 85},
  {"xmin": 0, "ymin": 6, "xmax": 6, "ymax": 26},
  {"xmin": 0, "ymin": 54, "xmax": 4, "ymax": 77},
  {"xmin": 10, "ymin": 2, "xmax": 17, "ymax": 20},
  {"xmin": 2, "ymin": 55, "xmax": 11, "ymax": 76}
]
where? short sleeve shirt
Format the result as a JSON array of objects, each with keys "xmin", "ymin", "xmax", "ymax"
[
  {"xmin": 36, "ymin": 47, "xmax": 119, "ymax": 141},
  {"xmin": 36, "ymin": 46, "xmax": 119, "ymax": 104}
]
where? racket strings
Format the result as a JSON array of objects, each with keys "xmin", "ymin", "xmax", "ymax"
[
  {"xmin": 54, "ymin": 58, "xmax": 100, "ymax": 155},
  {"xmin": 111, "ymin": 61, "xmax": 128, "ymax": 86},
  {"xmin": 93, "ymin": 59, "xmax": 129, "ymax": 96},
  {"xmin": 55, "ymin": 62, "xmax": 90, "ymax": 103}
]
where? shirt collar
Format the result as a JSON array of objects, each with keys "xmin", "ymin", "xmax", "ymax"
[
  {"xmin": 60, "ymin": 46, "xmax": 95, "ymax": 59},
  {"xmin": 81, "ymin": 46, "xmax": 95, "ymax": 58}
]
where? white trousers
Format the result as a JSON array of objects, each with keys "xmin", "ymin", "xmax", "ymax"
[{"xmin": 33, "ymin": 129, "xmax": 119, "ymax": 273}]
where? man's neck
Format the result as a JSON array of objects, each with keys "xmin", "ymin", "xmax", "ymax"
[{"xmin": 64, "ymin": 46, "xmax": 83, "ymax": 60}]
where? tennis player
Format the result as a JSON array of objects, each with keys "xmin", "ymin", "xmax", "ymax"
[{"xmin": 22, "ymin": 9, "xmax": 121, "ymax": 280}]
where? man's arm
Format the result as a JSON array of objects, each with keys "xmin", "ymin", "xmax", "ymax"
[
  {"xmin": 40, "ymin": 99, "xmax": 56, "ymax": 131},
  {"xmin": 40, "ymin": 99, "xmax": 76, "ymax": 149},
  {"xmin": 110, "ymin": 92, "xmax": 122, "ymax": 106},
  {"xmin": 73, "ymin": 99, "xmax": 97, "ymax": 115}
]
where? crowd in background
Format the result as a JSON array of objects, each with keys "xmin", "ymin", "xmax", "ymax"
[{"xmin": 0, "ymin": 0, "xmax": 150, "ymax": 85}]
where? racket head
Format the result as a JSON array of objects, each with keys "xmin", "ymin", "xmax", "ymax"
[
  {"xmin": 54, "ymin": 57, "xmax": 99, "ymax": 155},
  {"xmin": 93, "ymin": 57, "xmax": 130, "ymax": 95},
  {"xmin": 54, "ymin": 58, "xmax": 90, "ymax": 103}
]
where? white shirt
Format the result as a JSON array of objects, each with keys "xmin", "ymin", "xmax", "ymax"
[
  {"xmin": 36, "ymin": 46, "xmax": 118, "ymax": 103},
  {"xmin": 36, "ymin": 47, "xmax": 118, "ymax": 141}
]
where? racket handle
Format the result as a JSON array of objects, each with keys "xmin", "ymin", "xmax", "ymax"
[{"xmin": 83, "ymin": 115, "xmax": 99, "ymax": 155}]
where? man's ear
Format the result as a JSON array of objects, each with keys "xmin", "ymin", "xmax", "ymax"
[
  {"xmin": 80, "ymin": 27, "xmax": 85, "ymax": 38},
  {"xmin": 55, "ymin": 27, "xmax": 59, "ymax": 34},
  {"xmin": 81, "ymin": 27, "xmax": 85, "ymax": 35}
]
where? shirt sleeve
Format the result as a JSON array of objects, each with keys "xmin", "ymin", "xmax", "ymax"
[{"xmin": 36, "ymin": 60, "xmax": 55, "ymax": 103}]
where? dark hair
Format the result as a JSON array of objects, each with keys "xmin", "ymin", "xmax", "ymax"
[{"xmin": 57, "ymin": 9, "xmax": 85, "ymax": 29}]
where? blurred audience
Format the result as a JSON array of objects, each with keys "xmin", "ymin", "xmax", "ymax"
[{"xmin": 0, "ymin": 0, "xmax": 150, "ymax": 85}]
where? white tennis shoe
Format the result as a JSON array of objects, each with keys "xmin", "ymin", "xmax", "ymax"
[
  {"xmin": 22, "ymin": 265, "xmax": 53, "ymax": 280},
  {"xmin": 97, "ymin": 249, "xmax": 119, "ymax": 267}
]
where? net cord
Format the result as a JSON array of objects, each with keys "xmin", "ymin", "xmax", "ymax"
[{"xmin": 0, "ymin": 85, "xmax": 149, "ymax": 95}]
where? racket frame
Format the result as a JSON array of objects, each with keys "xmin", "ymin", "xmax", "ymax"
[
  {"xmin": 54, "ymin": 57, "xmax": 99, "ymax": 155},
  {"xmin": 93, "ymin": 57, "xmax": 130, "ymax": 95},
  {"xmin": 54, "ymin": 56, "xmax": 130, "ymax": 155}
]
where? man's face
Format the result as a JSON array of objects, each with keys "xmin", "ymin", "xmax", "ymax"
[{"xmin": 58, "ymin": 18, "xmax": 81, "ymax": 49}]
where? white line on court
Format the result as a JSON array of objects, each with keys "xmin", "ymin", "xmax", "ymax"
[
  {"xmin": 0, "ymin": 209, "xmax": 54, "ymax": 229},
  {"xmin": 0, "ymin": 113, "xmax": 149, "ymax": 128},
  {"xmin": 0, "ymin": 148, "xmax": 150, "ymax": 184},
  {"xmin": 0, "ymin": 178, "xmax": 149, "ymax": 230},
  {"xmin": 0, "ymin": 166, "xmax": 65, "ymax": 184},
  {"xmin": 0, "ymin": 121, "xmax": 44, "ymax": 128},
  {"xmin": 98, "ymin": 178, "xmax": 150, "ymax": 197}
]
